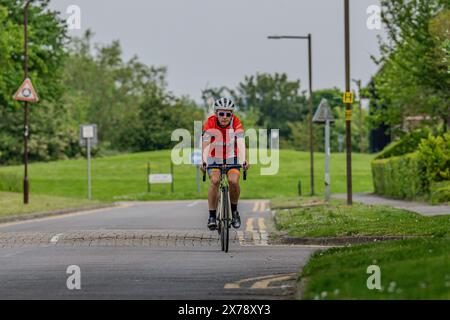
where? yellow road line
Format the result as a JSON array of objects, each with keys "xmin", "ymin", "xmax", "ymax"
[
  {"xmin": 257, "ymin": 217, "xmax": 266, "ymax": 232},
  {"xmin": 260, "ymin": 202, "xmax": 266, "ymax": 212},
  {"xmin": 236, "ymin": 231, "xmax": 245, "ymax": 246},
  {"xmin": 245, "ymin": 218, "xmax": 254, "ymax": 233},
  {"xmin": 250, "ymin": 273, "xmax": 297, "ymax": 289},
  {"xmin": 224, "ymin": 273, "xmax": 297, "ymax": 290}
]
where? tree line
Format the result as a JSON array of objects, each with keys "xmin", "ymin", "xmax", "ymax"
[{"xmin": 3, "ymin": 0, "xmax": 446, "ymax": 165}]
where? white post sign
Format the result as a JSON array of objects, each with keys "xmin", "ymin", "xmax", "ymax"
[
  {"xmin": 313, "ymin": 99, "xmax": 335, "ymax": 201},
  {"xmin": 149, "ymin": 174, "xmax": 173, "ymax": 184},
  {"xmin": 80, "ymin": 124, "xmax": 97, "ymax": 199}
]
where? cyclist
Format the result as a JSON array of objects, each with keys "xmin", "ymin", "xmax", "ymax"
[{"xmin": 201, "ymin": 98, "xmax": 249, "ymax": 231}]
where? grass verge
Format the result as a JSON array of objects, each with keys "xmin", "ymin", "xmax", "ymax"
[
  {"xmin": 300, "ymin": 238, "xmax": 450, "ymax": 300},
  {"xmin": 273, "ymin": 197, "xmax": 450, "ymax": 238},
  {"xmin": 0, "ymin": 192, "xmax": 105, "ymax": 219},
  {"xmin": 271, "ymin": 197, "xmax": 450, "ymax": 299}
]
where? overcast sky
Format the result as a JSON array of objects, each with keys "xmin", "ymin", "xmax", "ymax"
[{"xmin": 49, "ymin": 0, "xmax": 385, "ymax": 102}]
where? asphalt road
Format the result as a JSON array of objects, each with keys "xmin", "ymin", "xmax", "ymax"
[{"xmin": 0, "ymin": 200, "xmax": 321, "ymax": 300}]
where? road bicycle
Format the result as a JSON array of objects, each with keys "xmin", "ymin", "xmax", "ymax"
[{"xmin": 203, "ymin": 164, "xmax": 247, "ymax": 252}]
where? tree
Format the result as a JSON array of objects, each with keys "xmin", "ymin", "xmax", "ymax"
[
  {"xmin": 228, "ymin": 73, "xmax": 308, "ymax": 140},
  {"xmin": 0, "ymin": 0, "xmax": 77, "ymax": 164},
  {"xmin": 371, "ymin": 0, "xmax": 450, "ymax": 138}
]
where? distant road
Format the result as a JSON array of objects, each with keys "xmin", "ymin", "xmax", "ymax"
[{"xmin": 334, "ymin": 193, "xmax": 450, "ymax": 216}]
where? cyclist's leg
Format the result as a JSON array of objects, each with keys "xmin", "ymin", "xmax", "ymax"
[
  {"xmin": 227, "ymin": 169, "xmax": 241, "ymax": 228},
  {"xmin": 227, "ymin": 170, "xmax": 240, "ymax": 204},
  {"xmin": 208, "ymin": 170, "xmax": 221, "ymax": 210}
]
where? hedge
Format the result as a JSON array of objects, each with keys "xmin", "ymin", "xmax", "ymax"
[
  {"xmin": 430, "ymin": 181, "xmax": 450, "ymax": 205},
  {"xmin": 371, "ymin": 152, "xmax": 427, "ymax": 200},
  {"xmin": 374, "ymin": 128, "xmax": 430, "ymax": 160},
  {"xmin": 372, "ymin": 133, "xmax": 450, "ymax": 204}
]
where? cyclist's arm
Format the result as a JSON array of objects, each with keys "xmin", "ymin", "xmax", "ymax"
[
  {"xmin": 202, "ymin": 140, "xmax": 211, "ymax": 165},
  {"xmin": 236, "ymin": 134, "xmax": 247, "ymax": 166}
]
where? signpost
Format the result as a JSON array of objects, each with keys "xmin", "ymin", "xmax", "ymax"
[
  {"xmin": 80, "ymin": 125, "xmax": 97, "ymax": 199},
  {"xmin": 147, "ymin": 162, "xmax": 175, "ymax": 193},
  {"xmin": 313, "ymin": 99, "xmax": 335, "ymax": 201},
  {"xmin": 15, "ymin": 0, "xmax": 38, "ymax": 204}
]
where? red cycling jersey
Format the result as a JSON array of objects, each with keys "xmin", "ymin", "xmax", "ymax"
[{"xmin": 202, "ymin": 115, "xmax": 245, "ymax": 160}]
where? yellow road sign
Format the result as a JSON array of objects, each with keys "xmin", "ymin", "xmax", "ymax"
[
  {"xmin": 343, "ymin": 92, "xmax": 354, "ymax": 104},
  {"xmin": 345, "ymin": 109, "xmax": 352, "ymax": 121}
]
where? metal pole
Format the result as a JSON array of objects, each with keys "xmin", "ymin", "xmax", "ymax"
[
  {"xmin": 344, "ymin": 0, "xmax": 353, "ymax": 205},
  {"xmin": 147, "ymin": 162, "xmax": 150, "ymax": 193},
  {"xmin": 325, "ymin": 120, "xmax": 331, "ymax": 201},
  {"xmin": 87, "ymin": 138, "xmax": 91, "ymax": 200},
  {"xmin": 308, "ymin": 33, "xmax": 315, "ymax": 196},
  {"xmin": 353, "ymin": 79, "xmax": 364, "ymax": 153},
  {"xmin": 170, "ymin": 161, "xmax": 174, "ymax": 193},
  {"xmin": 267, "ymin": 35, "xmax": 314, "ymax": 195},
  {"xmin": 23, "ymin": 1, "xmax": 32, "ymax": 204},
  {"xmin": 196, "ymin": 165, "xmax": 201, "ymax": 193},
  {"xmin": 357, "ymin": 81, "xmax": 364, "ymax": 154}
]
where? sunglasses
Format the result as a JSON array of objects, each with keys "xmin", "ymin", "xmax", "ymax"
[{"xmin": 218, "ymin": 112, "xmax": 232, "ymax": 118}]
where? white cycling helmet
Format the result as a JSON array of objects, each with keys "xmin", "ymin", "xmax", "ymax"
[{"xmin": 213, "ymin": 97, "xmax": 235, "ymax": 112}]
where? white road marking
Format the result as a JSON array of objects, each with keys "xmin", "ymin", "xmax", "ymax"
[
  {"xmin": 50, "ymin": 233, "xmax": 63, "ymax": 244},
  {"xmin": 187, "ymin": 200, "xmax": 200, "ymax": 207},
  {"xmin": 252, "ymin": 202, "xmax": 258, "ymax": 212}
]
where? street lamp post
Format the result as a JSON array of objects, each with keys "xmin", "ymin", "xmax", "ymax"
[
  {"xmin": 352, "ymin": 79, "xmax": 364, "ymax": 154},
  {"xmin": 344, "ymin": 0, "xmax": 353, "ymax": 205},
  {"xmin": 268, "ymin": 34, "xmax": 315, "ymax": 196},
  {"xmin": 23, "ymin": 0, "xmax": 33, "ymax": 204}
]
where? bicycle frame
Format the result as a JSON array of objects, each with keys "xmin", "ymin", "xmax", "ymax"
[
  {"xmin": 216, "ymin": 168, "xmax": 232, "ymax": 226},
  {"xmin": 203, "ymin": 164, "xmax": 246, "ymax": 252}
]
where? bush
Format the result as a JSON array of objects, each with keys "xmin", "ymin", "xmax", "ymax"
[
  {"xmin": 375, "ymin": 128, "xmax": 430, "ymax": 160},
  {"xmin": 0, "ymin": 172, "xmax": 22, "ymax": 192},
  {"xmin": 429, "ymin": 181, "xmax": 450, "ymax": 205},
  {"xmin": 371, "ymin": 152, "xmax": 427, "ymax": 200},
  {"xmin": 418, "ymin": 133, "xmax": 450, "ymax": 185}
]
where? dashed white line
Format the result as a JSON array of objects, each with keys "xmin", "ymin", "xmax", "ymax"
[{"xmin": 187, "ymin": 200, "xmax": 200, "ymax": 207}]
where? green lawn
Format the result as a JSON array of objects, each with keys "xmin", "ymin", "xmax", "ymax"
[
  {"xmin": 0, "ymin": 192, "xmax": 103, "ymax": 218},
  {"xmin": 273, "ymin": 197, "xmax": 450, "ymax": 237},
  {"xmin": 300, "ymin": 238, "xmax": 450, "ymax": 300},
  {"xmin": 0, "ymin": 150, "xmax": 375, "ymax": 201}
]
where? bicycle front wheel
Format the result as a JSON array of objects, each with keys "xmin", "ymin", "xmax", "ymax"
[
  {"xmin": 221, "ymin": 187, "xmax": 230, "ymax": 253},
  {"xmin": 222, "ymin": 219, "xmax": 229, "ymax": 252}
]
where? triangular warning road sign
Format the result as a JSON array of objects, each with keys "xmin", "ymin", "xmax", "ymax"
[
  {"xmin": 313, "ymin": 98, "xmax": 335, "ymax": 124},
  {"xmin": 13, "ymin": 78, "xmax": 39, "ymax": 103}
]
